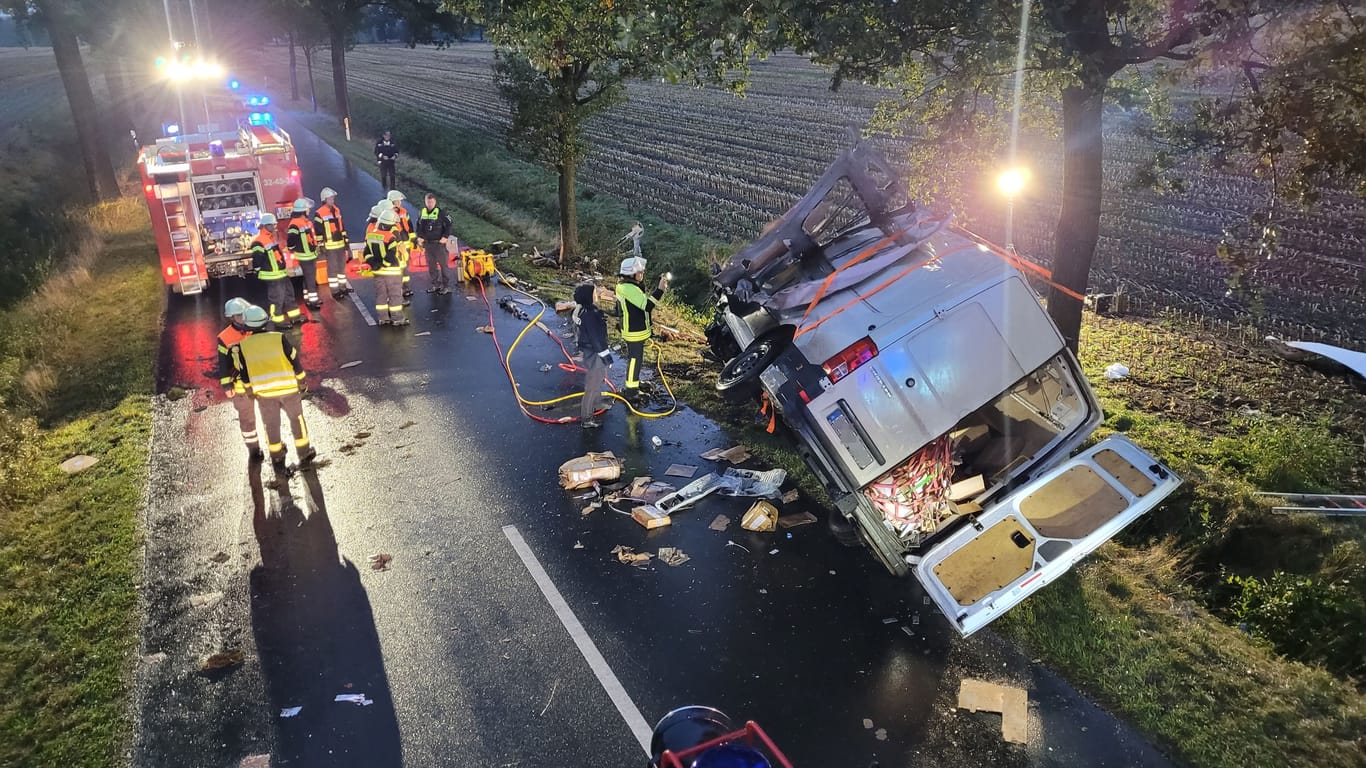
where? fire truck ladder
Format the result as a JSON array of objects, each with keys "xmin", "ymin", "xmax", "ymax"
[
  {"xmin": 163, "ymin": 197, "xmax": 203, "ymax": 296},
  {"xmin": 1255, "ymin": 492, "xmax": 1366, "ymax": 516}
]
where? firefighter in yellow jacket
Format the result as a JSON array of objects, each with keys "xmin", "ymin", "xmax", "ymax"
[
  {"xmin": 286, "ymin": 197, "xmax": 323, "ymax": 310},
  {"xmin": 614, "ymin": 256, "xmax": 669, "ymax": 402},
  {"xmin": 217, "ymin": 297, "xmax": 262, "ymax": 461},
  {"xmin": 250, "ymin": 213, "xmax": 301, "ymax": 329},
  {"xmin": 233, "ymin": 305, "xmax": 315, "ymax": 468},
  {"xmin": 387, "ymin": 190, "xmax": 416, "ymax": 301},
  {"xmin": 314, "ymin": 187, "xmax": 352, "ymax": 299},
  {"xmin": 366, "ymin": 208, "xmax": 409, "ymax": 326}
]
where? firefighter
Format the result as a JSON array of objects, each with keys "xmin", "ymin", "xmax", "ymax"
[
  {"xmin": 387, "ymin": 190, "xmax": 416, "ymax": 301},
  {"xmin": 615, "ymin": 257, "xmax": 669, "ymax": 402},
  {"xmin": 234, "ymin": 305, "xmax": 315, "ymax": 469},
  {"xmin": 314, "ymin": 187, "xmax": 352, "ymax": 299},
  {"xmin": 218, "ymin": 297, "xmax": 262, "ymax": 460},
  {"xmin": 250, "ymin": 213, "xmax": 301, "ymax": 329},
  {"xmin": 375, "ymin": 129, "xmax": 398, "ymax": 189},
  {"xmin": 286, "ymin": 197, "xmax": 323, "ymax": 310},
  {"xmin": 416, "ymin": 193, "xmax": 452, "ymax": 295},
  {"xmin": 366, "ymin": 208, "xmax": 408, "ymax": 326}
]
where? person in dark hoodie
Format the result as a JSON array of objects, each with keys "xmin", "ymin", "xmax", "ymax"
[{"xmin": 573, "ymin": 283, "xmax": 614, "ymax": 428}]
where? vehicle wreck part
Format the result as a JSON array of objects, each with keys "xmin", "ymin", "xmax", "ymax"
[{"xmin": 717, "ymin": 329, "xmax": 792, "ymax": 403}]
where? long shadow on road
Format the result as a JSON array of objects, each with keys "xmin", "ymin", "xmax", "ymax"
[{"xmin": 249, "ymin": 466, "xmax": 403, "ymax": 767}]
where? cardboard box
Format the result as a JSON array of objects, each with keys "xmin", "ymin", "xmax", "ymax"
[
  {"xmin": 558, "ymin": 451, "xmax": 622, "ymax": 490},
  {"xmin": 631, "ymin": 505, "xmax": 672, "ymax": 529},
  {"xmin": 949, "ymin": 474, "xmax": 985, "ymax": 502}
]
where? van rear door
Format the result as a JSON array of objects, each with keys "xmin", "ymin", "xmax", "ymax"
[{"xmin": 913, "ymin": 435, "xmax": 1180, "ymax": 636}]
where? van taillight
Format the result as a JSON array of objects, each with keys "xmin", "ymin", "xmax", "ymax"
[{"xmin": 822, "ymin": 337, "xmax": 878, "ymax": 383}]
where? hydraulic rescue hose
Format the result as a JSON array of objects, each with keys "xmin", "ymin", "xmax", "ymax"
[{"xmin": 478, "ymin": 269, "xmax": 677, "ymax": 423}]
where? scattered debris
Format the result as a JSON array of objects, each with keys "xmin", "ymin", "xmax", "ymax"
[
  {"xmin": 476, "ymin": 325, "xmax": 495, "ymax": 334},
  {"xmin": 555, "ymin": 300, "xmax": 577, "ymax": 312},
  {"xmin": 719, "ymin": 467, "xmax": 787, "ymax": 499},
  {"xmin": 609, "ymin": 477, "xmax": 676, "ymax": 504},
  {"xmin": 414, "ymin": 331, "xmax": 432, "ymax": 337},
  {"xmin": 399, "ymin": 420, "xmax": 417, "ymax": 430},
  {"xmin": 539, "ymin": 678, "xmax": 561, "ymax": 716},
  {"xmin": 280, "ymin": 706, "xmax": 302, "ymax": 718},
  {"xmin": 201, "ymin": 649, "xmax": 245, "ymax": 671},
  {"xmin": 1103, "ymin": 362, "xmax": 1130, "ymax": 380},
  {"xmin": 881, "ymin": 617, "xmax": 899, "ymax": 625},
  {"xmin": 900, "ymin": 626, "xmax": 915, "ymax": 638},
  {"xmin": 1266, "ymin": 337, "xmax": 1366, "ymax": 378},
  {"xmin": 781, "ymin": 489, "xmax": 800, "ymax": 504},
  {"xmin": 957, "ymin": 678, "xmax": 1029, "ymax": 744},
  {"xmin": 209, "ymin": 551, "xmax": 231, "ymax": 564},
  {"xmin": 741, "ymin": 501, "xmax": 779, "ymax": 532},
  {"xmin": 777, "ymin": 511, "xmax": 817, "ymax": 528},
  {"xmin": 141, "ymin": 652, "xmax": 167, "ymax": 665},
  {"xmin": 573, "ymin": 541, "xmax": 584, "ymax": 549},
  {"xmin": 874, "ymin": 728, "xmax": 887, "ymax": 741},
  {"xmin": 59, "ymin": 455, "xmax": 99, "ymax": 474},
  {"xmin": 664, "ymin": 464, "xmax": 699, "ymax": 478},
  {"xmin": 189, "ymin": 592, "xmax": 224, "ymax": 609},
  {"xmin": 768, "ymin": 548, "xmax": 780, "ymax": 555},
  {"xmin": 354, "ymin": 431, "xmax": 372, "ymax": 439},
  {"xmin": 612, "ymin": 545, "xmax": 653, "ymax": 566},
  {"xmin": 632, "ymin": 506, "xmax": 672, "ymax": 529},
  {"xmin": 334, "ymin": 693, "xmax": 374, "ymax": 706},
  {"xmin": 239, "ymin": 755, "xmax": 271, "ymax": 768},
  {"xmin": 340, "ymin": 360, "xmax": 363, "ymax": 369},
  {"xmin": 368, "ymin": 553, "xmax": 394, "ymax": 571},
  {"xmin": 725, "ymin": 540, "xmax": 750, "ymax": 553},
  {"xmin": 651, "ymin": 436, "xmax": 664, "ymax": 449},
  {"xmin": 700, "ymin": 445, "xmax": 752, "ymax": 464},
  {"xmin": 539, "ymin": 364, "xmax": 553, "ymax": 372},
  {"xmin": 559, "ymin": 452, "xmax": 622, "ymax": 489},
  {"xmin": 862, "ymin": 718, "xmax": 874, "ymax": 730},
  {"xmin": 465, "ymin": 296, "xmax": 477, "ymax": 301},
  {"xmin": 657, "ymin": 547, "xmax": 691, "ymax": 566},
  {"xmin": 581, "ymin": 501, "xmax": 603, "ymax": 516},
  {"xmin": 708, "ymin": 514, "xmax": 732, "ymax": 532}
]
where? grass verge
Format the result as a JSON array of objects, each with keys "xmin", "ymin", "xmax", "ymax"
[{"xmin": 0, "ymin": 194, "xmax": 159, "ymax": 767}]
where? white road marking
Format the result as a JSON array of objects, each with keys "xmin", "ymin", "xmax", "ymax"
[
  {"xmin": 502, "ymin": 524, "xmax": 653, "ymax": 756},
  {"xmin": 348, "ymin": 291, "xmax": 377, "ymax": 326}
]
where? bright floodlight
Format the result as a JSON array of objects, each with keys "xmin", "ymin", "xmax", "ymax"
[{"xmin": 996, "ymin": 166, "xmax": 1030, "ymax": 198}]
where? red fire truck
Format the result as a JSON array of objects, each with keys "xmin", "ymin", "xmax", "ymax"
[{"xmin": 138, "ymin": 100, "xmax": 304, "ymax": 296}]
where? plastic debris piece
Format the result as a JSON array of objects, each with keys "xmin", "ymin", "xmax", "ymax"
[
  {"xmin": 334, "ymin": 693, "xmax": 374, "ymax": 706},
  {"xmin": 59, "ymin": 454, "xmax": 99, "ymax": 474},
  {"xmin": 201, "ymin": 649, "xmax": 245, "ymax": 671},
  {"xmin": 280, "ymin": 706, "xmax": 302, "ymax": 718},
  {"xmin": 709, "ymin": 514, "xmax": 731, "ymax": 532},
  {"xmin": 580, "ymin": 501, "xmax": 602, "ymax": 516},
  {"xmin": 1103, "ymin": 363, "xmax": 1130, "ymax": 380},
  {"xmin": 768, "ymin": 548, "xmax": 780, "ymax": 555},
  {"xmin": 901, "ymin": 626, "xmax": 915, "ymax": 637},
  {"xmin": 368, "ymin": 553, "xmax": 393, "ymax": 571},
  {"xmin": 778, "ymin": 511, "xmax": 817, "ymax": 528},
  {"xmin": 651, "ymin": 436, "xmax": 663, "ymax": 449},
  {"xmin": 725, "ymin": 540, "xmax": 750, "ymax": 553},
  {"xmin": 414, "ymin": 331, "xmax": 431, "ymax": 337},
  {"xmin": 657, "ymin": 547, "xmax": 691, "ymax": 566},
  {"xmin": 340, "ymin": 360, "xmax": 363, "ymax": 369},
  {"xmin": 611, "ymin": 545, "xmax": 653, "ymax": 565},
  {"xmin": 664, "ymin": 464, "xmax": 699, "ymax": 478},
  {"xmin": 573, "ymin": 541, "xmax": 584, "ymax": 549},
  {"xmin": 881, "ymin": 617, "xmax": 899, "ymax": 625},
  {"xmin": 720, "ymin": 467, "xmax": 787, "ymax": 498}
]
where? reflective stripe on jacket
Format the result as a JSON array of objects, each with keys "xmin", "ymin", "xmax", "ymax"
[
  {"xmin": 365, "ymin": 227, "xmax": 402, "ymax": 275},
  {"xmin": 615, "ymin": 281, "xmax": 662, "ymax": 342},
  {"xmin": 314, "ymin": 203, "xmax": 346, "ymax": 247},
  {"xmin": 287, "ymin": 216, "xmax": 318, "ymax": 260},
  {"xmin": 250, "ymin": 231, "xmax": 288, "ymax": 280},
  {"xmin": 216, "ymin": 324, "xmax": 251, "ymax": 392},
  {"xmin": 233, "ymin": 332, "xmax": 305, "ymax": 398},
  {"xmin": 416, "ymin": 206, "xmax": 451, "ymax": 241},
  {"xmin": 396, "ymin": 208, "xmax": 416, "ymax": 245}
]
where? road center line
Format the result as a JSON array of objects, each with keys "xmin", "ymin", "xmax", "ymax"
[
  {"xmin": 501, "ymin": 524, "xmax": 653, "ymax": 756},
  {"xmin": 348, "ymin": 290, "xmax": 378, "ymax": 326}
]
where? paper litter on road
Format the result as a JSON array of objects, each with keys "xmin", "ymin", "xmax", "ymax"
[
  {"xmin": 201, "ymin": 649, "xmax": 245, "ymax": 671},
  {"xmin": 580, "ymin": 501, "xmax": 602, "ymax": 516},
  {"xmin": 881, "ymin": 617, "xmax": 899, "ymax": 625},
  {"xmin": 368, "ymin": 553, "xmax": 393, "ymax": 571},
  {"xmin": 957, "ymin": 679, "xmax": 1029, "ymax": 744},
  {"xmin": 414, "ymin": 331, "xmax": 432, "ymax": 337},
  {"xmin": 781, "ymin": 489, "xmax": 800, "ymax": 504},
  {"xmin": 280, "ymin": 707, "xmax": 302, "ymax": 718},
  {"xmin": 699, "ymin": 445, "xmax": 752, "ymax": 464},
  {"xmin": 239, "ymin": 755, "xmax": 271, "ymax": 768},
  {"xmin": 476, "ymin": 325, "xmax": 495, "ymax": 333},
  {"xmin": 657, "ymin": 547, "xmax": 691, "ymax": 566},
  {"xmin": 539, "ymin": 364, "xmax": 553, "ymax": 372},
  {"xmin": 340, "ymin": 360, "xmax": 363, "ymax": 369},
  {"xmin": 709, "ymin": 514, "xmax": 731, "ymax": 532},
  {"xmin": 573, "ymin": 541, "xmax": 584, "ymax": 549},
  {"xmin": 768, "ymin": 548, "xmax": 780, "ymax": 555},
  {"xmin": 778, "ymin": 511, "xmax": 818, "ymax": 528},
  {"xmin": 334, "ymin": 693, "xmax": 375, "ymax": 706},
  {"xmin": 609, "ymin": 477, "xmax": 675, "ymax": 504},
  {"xmin": 611, "ymin": 545, "xmax": 653, "ymax": 566},
  {"xmin": 189, "ymin": 592, "xmax": 224, "ymax": 608},
  {"xmin": 664, "ymin": 464, "xmax": 699, "ymax": 478},
  {"xmin": 719, "ymin": 467, "xmax": 787, "ymax": 499}
]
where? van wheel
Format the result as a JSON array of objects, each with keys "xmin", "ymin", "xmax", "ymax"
[
  {"xmin": 827, "ymin": 511, "xmax": 862, "ymax": 548},
  {"xmin": 716, "ymin": 328, "xmax": 791, "ymax": 403}
]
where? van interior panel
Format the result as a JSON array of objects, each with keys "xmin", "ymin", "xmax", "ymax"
[
  {"xmin": 1094, "ymin": 449, "xmax": 1156, "ymax": 497},
  {"xmin": 932, "ymin": 515, "xmax": 1036, "ymax": 606},
  {"xmin": 1019, "ymin": 465, "xmax": 1127, "ymax": 539}
]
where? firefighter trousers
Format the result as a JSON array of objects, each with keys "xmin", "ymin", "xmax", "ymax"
[
  {"xmin": 231, "ymin": 393, "xmax": 258, "ymax": 448},
  {"xmin": 263, "ymin": 278, "xmax": 301, "ymax": 327},
  {"xmin": 374, "ymin": 272, "xmax": 405, "ymax": 322},
  {"xmin": 625, "ymin": 339, "xmax": 646, "ymax": 392},
  {"xmin": 256, "ymin": 392, "xmax": 309, "ymax": 460},
  {"xmin": 298, "ymin": 258, "xmax": 321, "ymax": 307},
  {"xmin": 424, "ymin": 241, "xmax": 449, "ymax": 290},
  {"xmin": 324, "ymin": 244, "xmax": 350, "ymax": 294}
]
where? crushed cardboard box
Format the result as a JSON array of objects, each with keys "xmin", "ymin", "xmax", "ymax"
[
  {"xmin": 949, "ymin": 474, "xmax": 986, "ymax": 502},
  {"xmin": 957, "ymin": 678, "xmax": 1028, "ymax": 745},
  {"xmin": 664, "ymin": 464, "xmax": 699, "ymax": 478},
  {"xmin": 777, "ymin": 511, "xmax": 817, "ymax": 528},
  {"xmin": 700, "ymin": 445, "xmax": 752, "ymax": 464},
  {"xmin": 611, "ymin": 545, "xmax": 653, "ymax": 566},
  {"xmin": 742, "ymin": 501, "xmax": 779, "ymax": 532},
  {"xmin": 657, "ymin": 547, "xmax": 690, "ymax": 566},
  {"xmin": 631, "ymin": 505, "xmax": 672, "ymax": 529},
  {"xmin": 559, "ymin": 451, "xmax": 622, "ymax": 490},
  {"xmin": 709, "ymin": 514, "xmax": 732, "ymax": 532}
]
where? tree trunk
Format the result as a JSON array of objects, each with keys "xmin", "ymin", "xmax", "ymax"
[
  {"xmin": 556, "ymin": 161, "xmax": 580, "ymax": 263},
  {"xmin": 1048, "ymin": 80, "xmax": 1106, "ymax": 352},
  {"xmin": 328, "ymin": 26, "xmax": 350, "ymax": 123},
  {"xmin": 43, "ymin": 1, "xmax": 118, "ymax": 200},
  {"xmin": 288, "ymin": 30, "xmax": 299, "ymax": 101},
  {"xmin": 304, "ymin": 47, "xmax": 317, "ymax": 112}
]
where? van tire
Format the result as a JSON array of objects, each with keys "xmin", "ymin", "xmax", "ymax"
[
  {"xmin": 716, "ymin": 328, "xmax": 791, "ymax": 403},
  {"xmin": 827, "ymin": 511, "xmax": 862, "ymax": 548}
]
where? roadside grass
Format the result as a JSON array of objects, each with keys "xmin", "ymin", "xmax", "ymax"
[
  {"xmin": 0, "ymin": 189, "xmax": 158, "ymax": 768},
  {"xmin": 295, "ymin": 92, "xmax": 1365, "ymax": 768}
]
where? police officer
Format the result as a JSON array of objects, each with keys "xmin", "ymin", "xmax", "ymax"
[
  {"xmin": 615, "ymin": 257, "xmax": 668, "ymax": 402},
  {"xmin": 286, "ymin": 197, "xmax": 323, "ymax": 310},
  {"xmin": 217, "ymin": 297, "xmax": 262, "ymax": 460},
  {"xmin": 233, "ymin": 305, "xmax": 314, "ymax": 469},
  {"xmin": 387, "ymin": 190, "xmax": 416, "ymax": 301},
  {"xmin": 314, "ymin": 187, "xmax": 352, "ymax": 299},
  {"xmin": 416, "ymin": 193, "xmax": 452, "ymax": 294},
  {"xmin": 366, "ymin": 208, "xmax": 408, "ymax": 326},
  {"xmin": 250, "ymin": 213, "xmax": 301, "ymax": 329},
  {"xmin": 375, "ymin": 129, "xmax": 398, "ymax": 189}
]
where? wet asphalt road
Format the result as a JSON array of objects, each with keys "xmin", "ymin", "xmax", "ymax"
[{"xmin": 132, "ymin": 118, "xmax": 1177, "ymax": 768}]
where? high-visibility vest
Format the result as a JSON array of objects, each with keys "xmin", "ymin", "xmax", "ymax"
[
  {"xmin": 314, "ymin": 203, "xmax": 346, "ymax": 247},
  {"xmin": 287, "ymin": 216, "xmax": 318, "ymax": 260},
  {"xmin": 396, "ymin": 207, "xmax": 416, "ymax": 245},
  {"xmin": 616, "ymin": 282, "xmax": 655, "ymax": 342},
  {"xmin": 366, "ymin": 227, "xmax": 402, "ymax": 275},
  {"xmin": 251, "ymin": 231, "xmax": 288, "ymax": 280},
  {"xmin": 234, "ymin": 333, "xmax": 303, "ymax": 398},
  {"xmin": 217, "ymin": 325, "xmax": 252, "ymax": 393}
]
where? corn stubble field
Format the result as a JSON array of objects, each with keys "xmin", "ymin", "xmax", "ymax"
[{"xmin": 287, "ymin": 43, "xmax": 1365, "ymax": 344}]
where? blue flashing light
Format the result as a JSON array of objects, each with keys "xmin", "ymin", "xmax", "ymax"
[
  {"xmin": 247, "ymin": 112, "xmax": 273, "ymax": 126},
  {"xmin": 229, "ymin": 78, "xmax": 241, "ymax": 90},
  {"xmin": 164, "ymin": 123, "xmax": 180, "ymax": 136},
  {"xmin": 259, "ymin": 96, "xmax": 269, "ymax": 106},
  {"xmin": 247, "ymin": 95, "xmax": 270, "ymax": 107},
  {"xmin": 154, "ymin": 56, "xmax": 166, "ymax": 68}
]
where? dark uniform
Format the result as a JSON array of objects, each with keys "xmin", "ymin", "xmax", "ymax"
[
  {"xmin": 375, "ymin": 136, "xmax": 398, "ymax": 189},
  {"xmin": 250, "ymin": 228, "xmax": 300, "ymax": 328},
  {"xmin": 416, "ymin": 204, "xmax": 453, "ymax": 292}
]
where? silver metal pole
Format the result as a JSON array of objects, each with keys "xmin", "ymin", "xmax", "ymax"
[{"xmin": 162, "ymin": 0, "xmax": 188, "ymax": 135}]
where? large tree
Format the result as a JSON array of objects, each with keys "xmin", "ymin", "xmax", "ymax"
[
  {"xmin": 3, "ymin": 0, "xmax": 120, "ymax": 200},
  {"xmin": 779, "ymin": 0, "xmax": 1363, "ymax": 351},
  {"xmin": 450, "ymin": 0, "xmax": 771, "ymax": 262}
]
